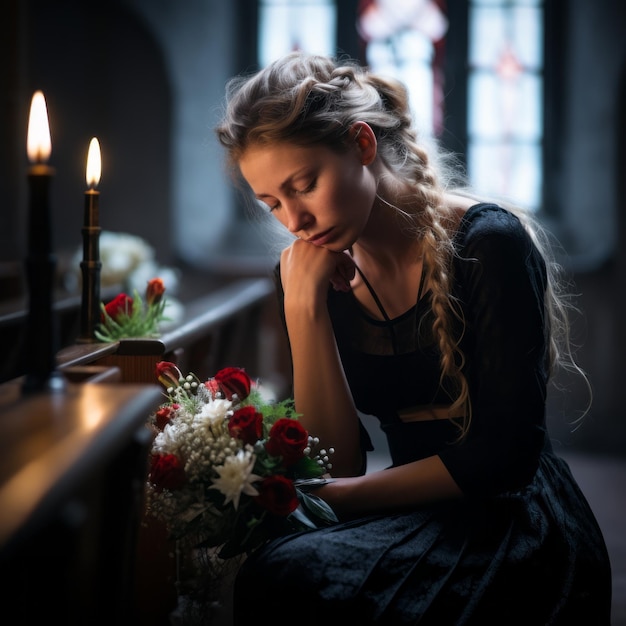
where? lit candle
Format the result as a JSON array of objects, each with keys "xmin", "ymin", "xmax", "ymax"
[
  {"xmin": 78, "ymin": 137, "xmax": 103, "ymax": 342},
  {"xmin": 23, "ymin": 90, "xmax": 64, "ymax": 393},
  {"xmin": 26, "ymin": 90, "xmax": 54, "ymax": 255},
  {"xmin": 84, "ymin": 137, "xmax": 101, "ymax": 227}
]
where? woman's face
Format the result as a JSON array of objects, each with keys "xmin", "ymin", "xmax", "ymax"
[{"xmin": 238, "ymin": 134, "xmax": 378, "ymax": 253}]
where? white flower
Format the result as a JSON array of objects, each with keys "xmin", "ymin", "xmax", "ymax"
[
  {"xmin": 153, "ymin": 419, "xmax": 188, "ymax": 454},
  {"xmin": 210, "ymin": 448, "xmax": 261, "ymax": 509},
  {"xmin": 195, "ymin": 397, "xmax": 233, "ymax": 430}
]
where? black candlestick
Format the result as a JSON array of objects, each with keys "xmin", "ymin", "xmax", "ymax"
[
  {"xmin": 22, "ymin": 164, "xmax": 66, "ymax": 394},
  {"xmin": 78, "ymin": 189, "xmax": 102, "ymax": 342}
]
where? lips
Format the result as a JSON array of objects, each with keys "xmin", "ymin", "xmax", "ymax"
[{"xmin": 307, "ymin": 228, "xmax": 334, "ymax": 246}]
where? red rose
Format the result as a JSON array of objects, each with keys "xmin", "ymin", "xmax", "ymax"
[
  {"xmin": 155, "ymin": 361, "xmax": 182, "ymax": 389},
  {"xmin": 205, "ymin": 367, "xmax": 252, "ymax": 401},
  {"xmin": 102, "ymin": 292, "xmax": 132, "ymax": 322},
  {"xmin": 254, "ymin": 475, "xmax": 299, "ymax": 516},
  {"xmin": 149, "ymin": 453, "xmax": 187, "ymax": 492},
  {"xmin": 228, "ymin": 405, "xmax": 263, "ymax": 446},
  {"xmin": 265, "ymin": 418, "xmax": 308, "ymax": 467},
  {"xmin": 155, "ymin": 403, "xmax": 179, "ymax": 430},
  {"xmin": 146, "ymin": 277, "xmax": 166, "ymax": 306}
]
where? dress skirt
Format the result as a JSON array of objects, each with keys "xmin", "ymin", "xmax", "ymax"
[{"xmin": 233, "ymin": 451, "xmax": 612, "ymax": 625}]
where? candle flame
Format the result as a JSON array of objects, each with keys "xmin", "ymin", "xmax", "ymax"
[
  {"xmin": 26, "ymin": 91, "xmax": 51, "ymax": 164},
  {"xmin": 86, "ymin": 137, "xmax": 101, "ymax": 188}
]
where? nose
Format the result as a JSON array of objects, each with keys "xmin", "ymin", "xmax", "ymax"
[{"xmin": 283, "ymin": 200, "xmax": 313, "ymax": 235}]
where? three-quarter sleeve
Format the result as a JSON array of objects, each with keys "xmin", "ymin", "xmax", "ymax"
[{"xmin": 438, "ymin": 205, "xmax": 549, "ymax": 497}]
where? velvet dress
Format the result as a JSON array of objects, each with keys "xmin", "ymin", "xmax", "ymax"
[{"xmin": 233, "ymin": 203, "xmax": 612, "ymax": 625}]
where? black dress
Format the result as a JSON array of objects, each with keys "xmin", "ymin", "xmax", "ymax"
[{"xmin": 233, "ymin": 204, "xmax": 612, "ymax": 625}]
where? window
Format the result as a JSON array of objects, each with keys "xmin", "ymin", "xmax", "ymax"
[
  {"xmin": 357, "ymin": 0, "xmax": 448, "ymax": 139},
  {"xmin": 258, "ymin": 0, "xmax": 337, "ymax": 66},
  {"xmin": 467, "ymin": 0, "xmax": 544, "ymax": 211},
  {"xmin": 358, "ymin": 0, "xmax": 544, "ymax": 211}
]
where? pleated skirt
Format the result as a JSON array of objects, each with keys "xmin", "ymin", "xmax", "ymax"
[{"xmin": 233, "ymin": 452, "xmax": 612, "ymax": 625}]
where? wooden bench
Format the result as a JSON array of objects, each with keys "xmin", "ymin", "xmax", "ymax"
[{"xmin": 0, "ymin": 375, "xmax": 163, "ymax": 623}]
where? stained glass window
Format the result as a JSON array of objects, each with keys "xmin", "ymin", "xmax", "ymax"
[
  {"xmin": 357, "ymin": 0, "xmax": 448, "ymax": 139},
  {"xmin": 467, "ymin": 0, "xmax": 544, "ymax": 210}
]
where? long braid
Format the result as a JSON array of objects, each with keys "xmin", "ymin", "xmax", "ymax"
[{"xmin": 365, "ymin": 73, "xmax": 471, "ymax": 435}]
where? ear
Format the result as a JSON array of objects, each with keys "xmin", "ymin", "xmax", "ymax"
[{"xmin": 350, "ymin": 122, "xmax": 376, "ymax": 166}]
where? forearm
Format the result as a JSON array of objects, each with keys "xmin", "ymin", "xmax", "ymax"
[
  {"xmin": 320, "ymin": 455, "xmax": 464, "ymax": 519},
  {"xmin": 284, "ymin": 300, "xmax": 363, "ymax": 476}
]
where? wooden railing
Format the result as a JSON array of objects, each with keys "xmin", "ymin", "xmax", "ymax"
[{"xmin": 57, "ymin": 276, "xmax": 281, "ymax": 387}]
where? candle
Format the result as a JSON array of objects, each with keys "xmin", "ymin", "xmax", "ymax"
[
  {"xmin": 23, "ymin": 90, "xmax": 65, "ymax": 393},
  {"xmin": 26, "ymin": 91, "xmax": 53, "ymax": 256},
  {"xmin": 78, "ymin": 137, "xmax": 103, "ymax": 342},
  {"xmin": 84, "ymin": 137, "xmax": 101, "ymax": 227}
]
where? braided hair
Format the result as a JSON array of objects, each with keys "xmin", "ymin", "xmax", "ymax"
[{"xmin": 216, "ymin": 51, "xmax": 588, "ymax": 437}]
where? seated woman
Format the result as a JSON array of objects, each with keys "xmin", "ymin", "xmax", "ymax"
[{"xmin": 215, "ymin": 51, "xmax": 612, "ymax": 625}]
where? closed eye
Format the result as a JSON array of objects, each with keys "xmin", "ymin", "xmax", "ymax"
[
  {"xmin": 294, "ymin": 178, "xmax": 317, "ymax": 195},
  {"xmin": 255, "ymin": 177, "xmax": 317, "ymax": 213}
]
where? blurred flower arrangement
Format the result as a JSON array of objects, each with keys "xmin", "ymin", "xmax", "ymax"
[
  {"xmin": 146, "ymin": 361, "xmax": 337, "ymax": 560},
  {"xmin": 95, "ymin": 277, "xmax": 170, "ymax": 341},
  {"xmin": 70, "ymin": 231, "xmax": 184, "ymax": 333},
  {"xmin": 72, "ymin": 230, "xmax": 179, "ymax": 290}
]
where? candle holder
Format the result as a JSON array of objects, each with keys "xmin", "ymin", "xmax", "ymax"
[
  {"xmin": 78, "ymin": 137, "xmax": 102, "ymax": 343},
  {"xmin": 78, "ymin": 190, "xmax": 101, "ymax": 342}
]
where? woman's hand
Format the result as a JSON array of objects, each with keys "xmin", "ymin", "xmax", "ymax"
[{"xmin": 280, "ymin": 240, "xmax": 356, "ymax": 299}]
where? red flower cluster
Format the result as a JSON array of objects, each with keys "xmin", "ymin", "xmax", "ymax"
[
  {"xmin": 102, "ymin": 292, "xmax": 132, "ymax": 322},
  {"xmin": 254, "ymin": 475, "xmax": 299, "ymax": 516},
  {"xmin": 205, "ymin": 366, "xmax": 253, "ymax": 400},
  {"xmin": 228, "ymin": 405, "xmax": 263, "ymax": 445},
  {"xmin": 149, "ymin": 453, "xmax": 187, "ymax": 492},
  {"xmin": 96, "ymin": 277, "xmax": 169, "ymax": 341},
  {"xmin": 146, "ymin": 277, "xmax": 165, "ymax": 306},
  {"xmin": 265, "ymin": 418, "xmax": 309, "ymax": 467}
]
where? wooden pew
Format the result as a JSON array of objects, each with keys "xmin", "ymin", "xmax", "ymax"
[
  {"xmin": 0, "ymin": 375, "xmax": 163, "ymax": 625},
  {"xmin": 0, "ymin": 284, "xmax": 121, "ymax": 384}
]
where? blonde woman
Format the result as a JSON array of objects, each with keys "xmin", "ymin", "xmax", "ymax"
[{"xmin": 216, "ymin": 51, "xmax": 611, "ymax": 625}]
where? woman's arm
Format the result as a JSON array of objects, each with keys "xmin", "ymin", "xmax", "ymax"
[
  {"xmin": 280, "ymin": 240, "xmax": 364, "ymax": 476},
  {"xmin": 318, "ymin": 456, "xmax": 463, "ymax": 520}
]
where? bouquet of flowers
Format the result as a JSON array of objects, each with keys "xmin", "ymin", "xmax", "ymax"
[
  {"xmin": 95, "ymin": 277, "xmax": 170, "ymax": 341},
  {"xmin": 145, "ymin": 361, "xmax": 338, "ymax": 561}
]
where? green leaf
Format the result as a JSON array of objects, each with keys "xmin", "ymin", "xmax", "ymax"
[
  {"xmin": 291, "ymin": 455, "xmax": 325, "ymax": 479},
  {"xmin": 298, "ymin": 490, "xmax": 338, "ymax": 524},
  {"xmin": 290, "ymin": 490, "xmax": 339, "ymax": 529}
]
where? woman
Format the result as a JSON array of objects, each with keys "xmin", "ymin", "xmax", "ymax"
[{"xmin": 215, "ymin": 51, "xmax": 612, "ymax": 625}]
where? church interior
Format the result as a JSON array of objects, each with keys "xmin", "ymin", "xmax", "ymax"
[{"xmin": 0, "ymin": 1, "xmax": 624, "ymax": 623}]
